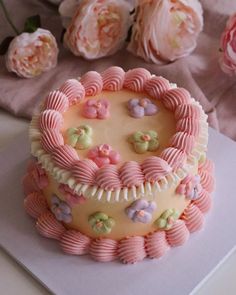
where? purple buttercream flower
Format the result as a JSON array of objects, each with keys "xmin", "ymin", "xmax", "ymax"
[
  {"xmin": 51, "ymin": 194, "xmax": 72, "ymax": 223},
  {"xmin": 127, "ymin": 98, "xmax": 158, "ymax": 118},
  {"xmin": 125, "ymin": 199, "xmax": 157, "ymax": 223}
]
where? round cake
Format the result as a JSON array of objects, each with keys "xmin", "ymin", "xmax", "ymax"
[{"xmin": 23, "ymin": 67, "xmax": 215, "ymax": 264}]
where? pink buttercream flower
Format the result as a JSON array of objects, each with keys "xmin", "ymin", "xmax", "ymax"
[
  {"xmin": 62, "ymin": 0, "xmax": 132, "ymax": 59},
  {"xmin": 219, "ymin": 13, "xmax": 236, "ymax": 75},
  {"xmin": 58, "ymin": 184, "xmax": 86, "ymax": 207},
  {"xmin": 83, "ymin": 99, "xmax": 110, "ymax": 119},
  {"xmin": 176, "ymin": 175, "xmax": 202, "ymax": 200},
  {"xmin": 6, "ymin": 28, "xmax": 58, "ymax": 78},
  {"xmin": 127, "ymin": 0, "xmax": 203, "ymax": 64},
  {"xmin": 87, "ymin": 144, "xmax": 120, "ymax": 167}
]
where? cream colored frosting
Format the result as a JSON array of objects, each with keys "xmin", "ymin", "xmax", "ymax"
[{"xmin": 62, "ymin": 90, "xmax": 176, "ymax": 164}]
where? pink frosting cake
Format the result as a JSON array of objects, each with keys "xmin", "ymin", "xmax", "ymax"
[{"xmin": 23, "ymin": 67, "xmax": 215, "ymax": 264}]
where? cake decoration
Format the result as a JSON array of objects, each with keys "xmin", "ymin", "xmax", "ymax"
[
  {"xmin": 95, "ymin": 165, "xmax": 121, "ymax": 191},
  {"xmin": 155, "ymin": 209, "xmax": 179, "ymax": 230},
  {"xmin": 144, "ymin": 76, "xmax": 170, "ymax": 100},
  {"xmin": 89, "ymin": 238, "xmax": 118, "ymax": 262},
  {"xmin": 80, "ymin": 71, "xmax": 103, "ymax": 96},
  {"xmin": 88, "ymin": 144, "xmax": 120, "ymax": 167},
  {"xmin": 44, "ymin": 90, "xmax": 69, "ymax": 113},
  {"xmin": 59, "ymin": 79, "xmax": 85, "ymax": 105},
  {"xmin": 52, "ymin": 144, "xmax": 79, "ymax": 169},
  {"xmin": 162, "ymin": 87, "xmax": 191, "ymax": 111},
  {"xmin": 58, "ymin": 184, "xmax": 86, "ymax": 206},
  {"xmin": 72, "ymin": 159, "xmax": 98, "ymax": 185},
  {"xmin": 124, "ymin": 68, "xmax": 151, "ymax": 92},
  {"xmin": 118, "ymin": 236, "xmax": 146, "ymax": 264},
  {"xmin": 125, "ymin": 199, "xmax": 157, "ymax": 224},
  {"xmin": 120, "ymin": 161, "xmax": 144, "ymax": 188},
  {"xmin": 24, "ymin": 192, "xmax": 48, "ymax": 219},
  {"xmin": 83, "ymin": 98, "xmax": 110, "ymax": 119},
  {"xmin": 145, "ymin": 231, "xmax": 170, "ymax": 259},
  {"xmin": 101, "ymin": 66, "xmax": 125, "ymax": 91},
  {"xmin": 66, "ymin": 125, "xmax": 93, "ymax": 150},
  {"xmin": 51, "ymin": 195, "xmax": 72, "ymax": 223},
  {"xmin": 88, "ymin": 212, "xmax": 115, "ymax": 234},
  {"xmin": 141, "ymin": 157, "xmax": 172, "ymax": 182},
  {"xmin": 127, "ymin": 98, "xmax": 158, "ymax": 118},
  {"xmin": 41, "ymin": 129, "xmax": 64, "ymax": 152},
  {"xmin": 39, "ymin": 110, "xmax": 63, "ymax": 131},
  {"xmin": 170, "ymin": 132, "xmax": 195, "ymax": 155},
  {"xmin": 166, "ymin": 220, "xmax": 190, "ymax": 247},
  {"xmin": 29, "ymin": 162, "xmax": 49, "ymax": 190},
  {"xmin": 176, "ymin": 175, "xmax": 202, "ymax": 200},
  {"xmin": 128, "ymin": 131, "xmax": 159, "ymax": 154},
  {"xmin": 60, "ymin": 230, "xmax": 91, "ymax": 255}
]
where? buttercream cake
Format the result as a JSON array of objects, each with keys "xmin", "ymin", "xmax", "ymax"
[{"xmin": 23, "ymin": 67, "xmax": 215, "ymax": 264}]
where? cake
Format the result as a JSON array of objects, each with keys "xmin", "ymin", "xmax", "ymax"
[{"xmin": 23, "ymin": 67, "xmax": 215, "ymax": 264}]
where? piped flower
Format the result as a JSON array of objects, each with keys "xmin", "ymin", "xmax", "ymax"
[
  {"xmin": 51, "ymin": 195, "xmax": 72, "ymax": 223},
  {"xmin": 155, "ymin": 209, "xmax": 179, "ymax": 230},
  {"xmin": 88, "ymin": 212, "xmax": 115, "ymax": 234},
  {"xmin": 176, "ymin": 175, "xmax": 202, "ymax": 200},
  {"xmin": 66, "ymin": 125, "xmax": 92, "ymax": 150},
  {"xmin": 127, "ymin": 98, "xmax": 158, "ymax": 118},
  {"xmin": 128, "ymin": 130, "xmax": 159, "ymax": 154},
  {"xmin": 88, "ymin": 144, "xmax": 120, "ymax": 167},
  {"xmin": 58, "ymin": 184, "xmax": 86, "ymax": 207},
  {"xmin": 83, "ymin": 99, "xmax": 110, "ymax": 119},
  {"xmin": 125, "ymin": 199, "xmax": 157, "ymax": 223}
]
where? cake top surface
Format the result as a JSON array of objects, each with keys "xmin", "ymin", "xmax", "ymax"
[{"xmin": 29, "ymin": 66, "xmax": 208, "ymax": 202}]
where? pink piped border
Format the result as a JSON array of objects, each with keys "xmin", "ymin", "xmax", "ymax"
[
  {"xmin": 23, "ymin": 159, "xmax": 214, "ymax": 264},
  {"xmin": 33, "ymin": 67, "xmax": 207, "ymax": 192}
]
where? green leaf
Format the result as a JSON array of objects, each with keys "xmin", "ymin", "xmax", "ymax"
[
  {"xmin": 24, "ymin": 15, "xmax": 41, "ymax": 33},
  {"xmin": 0, "ymin": 36, "xmax": 14, "ymax": 55}
]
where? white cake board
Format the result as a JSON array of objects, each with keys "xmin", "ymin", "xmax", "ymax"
[{"xmin": 0, "ymin": 128, "xmax": 236, "ymax": 295}]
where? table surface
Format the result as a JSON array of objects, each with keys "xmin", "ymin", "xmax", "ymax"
[{"xmin": 0, "ymin": 109, "xmax": 235, "ymax": 295}]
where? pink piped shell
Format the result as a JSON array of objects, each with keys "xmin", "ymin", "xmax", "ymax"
[
  {"xmin": 145, "ymin": 231, "xmax": 169, "ymax": 259},
  {"xmin": 80, "ymin": 71, "xmax": 103, "ymax": 96},
  {"xmin": 59, "ymin": 79, "xmax": 85, "ymax": 105},
  {"xmin": 118, "ymin": 236, "xmax": 146, "ymax": 264},
  {"xmin": 166, "ymin": 220, "xmax": 190, "ymax": 247},
  {"xmin": 162, "ymin": 88, "xmax": 191, "ymax": 111},
  {"xmin": 44, "ymin": 90, "xmax": 69, "ymax": 113},
  {"xmin": 169, "ymin": 132, "xmax": 195, "ymax": 155},
  {"xmin": 89, "ymin": 239, "xmax": 118, "ymax": 262},
  {"xmin": 24, "ymin": 192, "xmax": 48, "ymax": 219},
  {"xmin": 181, "ymin": 204, "xmax": 204, "ymax": 233},
  {"xmin": 141, "ymin": 156, "xmax": 172, "ymax": 182},
  {"xmin": 41, "ymin": 129, "xmax": 64, "ymax": 152},
  {"xmin": 101, "ymin": 66, "xmax": 125, "ymax": 91},
  {"xmin": 39, "ymin": 110, "xmax": 63, "ymax": 131},
  {"xmin": 52, "ymin": 145, "xmax": 79, "ymax": 169},
  {"xmin": 95, "ymin": 165, "xmax": 121, "ymax": 191},
  {"xmin": 144, "ymin": 76, "xmax": 170, "ymax": 99},
  {"xmin": 160, "ymin": 148, "xmax": 186, "ymax": 171},
  {"xmin": 36, "ymin": 211, "xmax": 66, "ymax": 240},
  {"xmin": 60, "ymin": 230, "xmax": 91, "ymax": 255},
  {"xmin": 193, "ymin": 189, "xmax": 212, "ymax": 213},
  {"xmin": 124, "ymin": 68, "xmax": 151, "ymax": 92},
  {"xmin": 120, "ymin": 161, "xmax": 144, "ymax": 188},
  {"xmin": 175, "ymin": 104, "xmax": 201, "ymax": 120},
  {"xmin": 176, "ymin": 117, "xmax": 200, "ymax": 137},
  {"xmin": 198, "ymin": 170, "xmax": 215, "ymax": 193},
  {"xmin": 72, "ymin": 159, "xmax": 98, "ymax": 185},
  {"xmin": 22, "ymin": 173, "xmax": 40, "ymax": 195},
  {"xmin": 198, "ymin": 159, "xmax": 215, "ymax": 175}
]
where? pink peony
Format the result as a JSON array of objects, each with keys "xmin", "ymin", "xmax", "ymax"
[
  {"xmin": 6, "ymin": 28, "xmax": 58, "ymax": 78},
  {"xmin": 128, "ymin": 0, "xmax": 203, "ymax": 64},
  {"xmin": 63, "ymin": 0, "xmax": 132, "ymax": 59},
  {"xmin": 219, "ymin": 13, "xmax": 236, "ymax": 75}
]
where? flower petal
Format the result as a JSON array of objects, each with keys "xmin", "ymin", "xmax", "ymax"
[
  {"xmin": 109, "ymin": 150, "xmax": 121, "ymax": 164},
  {"xmin": 128, "ymin": 98, "xmax": 139, "ymax": 109},
  {"xmin": 148, "ymin": 138, "xmax": 160, "ymax": 151},
  {"xmin": 76, "ymin": 134, "xmax": 92, "ymax": 150},
  {"xmin": 68, "ymin": 134, "xmax": 79, "ymax": 147},
  {"xmin": 130, "ymin": 105, "xmax": 145, "ymax": 118},
  {"xmin": 134, "ymin": 142, "xmax": 148, "ymax": 154},
  {"xmin": 129, "ymin": 131, "xmax": 144, "ymax": 143},
  {"xmin": 144, "ymin": 103, "xmax": 158, "ymax": 116}
]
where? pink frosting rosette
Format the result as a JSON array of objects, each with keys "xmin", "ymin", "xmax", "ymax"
[
  {"xmin": 63, "ymin": 0, "xmax": 132, "ymax": 59},
  {"xmin": 219, "ymin": 13, "xmax": 236, "ymax": 75},
  {"xmin": 6, "ymin": 28, "xmax": 58, "ymax": 78},
  {"xmin": 128, "ymin": 0, "xmax": 203, "ymax": 63}
]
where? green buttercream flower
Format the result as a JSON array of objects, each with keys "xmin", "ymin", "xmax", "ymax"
[
  {"xmin": 154, "ymin": 209, "xmax": 179, "ymax": 230},
  {"xmin": 66, "ymin": 125, "xmax": 92, "ymax": 150},
  {"xmin": 128, "ymin": 130, "xmax": 159, "ymax": 154},
  {"xmin": 88, "ymin": 212, "xmax": 115, "ymax": 234}
]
